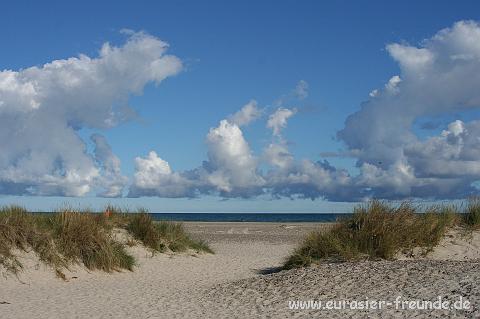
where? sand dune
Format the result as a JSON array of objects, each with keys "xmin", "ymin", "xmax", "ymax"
[{"xmin": 1, "ymin": 222, "xmax": 479, "ymax": 318}]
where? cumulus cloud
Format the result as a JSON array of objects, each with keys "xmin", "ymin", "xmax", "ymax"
[
  {"xmin": 262, "ymin": 107, "xmax": 356, "ymax": 201},
  {"xmin": 91, "ymin": 134, "xmax": 128, "ymax": 197},
  {"xmin": 131, "ymin": 20, "xmax": 480, "ymax": 202},
  {"xmin": 267, "ymin": 107, "xmax": 297, "ymax": 136},
  {"xmin": 6, "ymin": 20, "xmax": 480, "ymax": 202},
  {"xmin": 129, "ymin": 151, "xmax": 193, "ymax": 198},
  {"xmin": 263, "ymin": 143, "xmax": 294, "ymax": 169},
  {"xmin": 369, "ymin": 89, "xmax": 379, "ymax": 98},
  {"xmin": 130, "ymin": 108, "xmax": 265, "ymax": 198},
  {"xmin": 131, "ymin": 99, "xmax": 355, "ymax": 201},
  {"xmin": 204, "ymin": 119, "xmax": 265, "ymax": 193},
  {"xmin": 337, "ymin": 20, "xmax": 480, "ymax": 199},
  {"xmin": 384, "ymin": 75, "xmax": 402, "ymax": 94},
  {"xmin": 0, "ymin": 31, "xmax": 182, "ymax": 196},
  {"xmin": 228, "ymin": 100, "xmax": 262, "ymax": 126},
  {"xmin": 265, "ymin": 159, "xmax": 355, "ymax": 201},
  {"xmin": 405, "ymin": 120, "xmax": 480, "ymax": 179}
]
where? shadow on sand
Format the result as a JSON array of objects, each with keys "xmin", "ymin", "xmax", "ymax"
[{"xmin": 256, "ymin": 266, "xmax": 283, "ymax": 275}]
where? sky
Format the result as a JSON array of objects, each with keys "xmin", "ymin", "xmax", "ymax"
[{"xmin": 1, "ymin": 1, "xmax": 480, "ymax": 212}]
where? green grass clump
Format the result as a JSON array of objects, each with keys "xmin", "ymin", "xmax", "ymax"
[
  {"xmin": 127, "ymin": 212, "xmax": 213, "ymax": 253},
  {"xmin": 0, "ymin": 206, "xmax": 64, "ymax": 275},
  {"xmin": 464, "ymin": 198, "xmax": 480, "ymax": 229},
  {"xmin": 284, "ymin": 200, "xmax": 458, "ymax": 269},
  {"xmin": 126, "ymin": 211, "xmax": 165, "ymax": 251},
  {"xmin": 47, "ymin": 211, "xmax": 135, "ymax": 272},
  {"xmin": 156, "ymin": 221, "xmax": 213, "ymax": 253},
  {"xmin": 1, "ymin": 205, "xmax": 212, "ymax": 277},
  {"xmin": 0, "ymin": 206, "xmax": 137, "ymax": 277}
]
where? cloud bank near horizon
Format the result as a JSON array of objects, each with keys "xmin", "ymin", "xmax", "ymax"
[
  {"xmin": 0, "ymin": 31, "xmax": 182, "ymax": 197},
  {"xmin": 3, "ymin": 21, "xmax": 480, "ymax": 201},
  {"xmin": 131, "ymin": 20, "xmax": 480, "ymax": 201}
]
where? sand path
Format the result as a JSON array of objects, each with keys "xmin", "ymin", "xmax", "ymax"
[{"xmin": 0, "ymin": 223, "xmax": 317, "ymax": 319}]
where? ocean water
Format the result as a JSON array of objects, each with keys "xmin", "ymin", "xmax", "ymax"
[{"xmin": 150, "ymin": 213, "xmax": 351, "ymax": 223}]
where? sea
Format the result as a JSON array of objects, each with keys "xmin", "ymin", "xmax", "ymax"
[
  {"xmin": 33, "ymin": 212, "xmax": 352, "ymax": 222},
  {"xmin": 149, "ymin": 213, "xmax": 351, "ymax": 223}
]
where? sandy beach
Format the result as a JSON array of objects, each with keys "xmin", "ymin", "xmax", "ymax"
[{"xmin": 1, "ymin": 222, "xmax": 479, "ymax": 318}]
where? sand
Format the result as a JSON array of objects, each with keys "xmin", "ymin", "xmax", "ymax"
[{"xmin": 1, "ymin": 222, "xmax": 479, "ymax": 318}]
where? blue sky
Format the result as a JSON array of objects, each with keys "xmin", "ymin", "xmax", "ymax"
[{"xmin": 1, "ymin": 1, "xmax": 480, "ymax": 212}]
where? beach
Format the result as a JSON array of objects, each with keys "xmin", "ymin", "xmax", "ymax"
[{"xmin": 1, "ymin": 222, "xmax": 479, "ymax": 318}]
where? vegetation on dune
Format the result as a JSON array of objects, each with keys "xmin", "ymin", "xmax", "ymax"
[
  {"xmin": 0, "ymin": 205, "xmax": 212, "ymax": 277},
  {"xmin": 47, "ymin": 211, "xmax": 135, "ymax": 272},
  {"xmin": 464, "ymin": 198, "xmax": 480, "ymax": 229},
  {"xmin": 0, "ymin": 206, "xmax": 64, "ymax": 275},
  {"xmin": 127, "ymin": 212, "xmax": 213, "ymax": 253},
  {"xmin": 2, "ymin": 197, "xmax": 476, "ymax": 276},
  {"xmin": 284, "ymin": 200, "xmax": 470, "ymax": 269}
]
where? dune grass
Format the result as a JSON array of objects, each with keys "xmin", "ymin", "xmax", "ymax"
[
  {"xmin": 46, "ymin": 211, "xmax": 135, "ymax": 272},
  {"xmin": 0, "ymin": 205, "xmax": 212, "ymax": 277},
  {"xmin": 464, "ymin": 198, "xmax": 480, "ymax": 229},
  {"xmin": 126, "ymin": 212, "xmax": 213, "ymax": 253},
  {"xmin": 284, "ymin": 200, "xmax": 460, "ymax": 269},
  {"xmin": 0, "ymin": 206, "xmax": 64, "ymax": 275}
]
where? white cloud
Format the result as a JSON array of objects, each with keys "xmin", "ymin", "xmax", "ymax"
[
  {"xmin": 369, "ymin": 89, "xmax": 379, "ymax": 98},
  {"xmin": 404, "ymin": 120, "xmax": 480, "ymax": 179},
  {"xmin": 0, "ymin": 31, "xmax": 182, "ymax": 196},
  {"xmin": 263, "ymin": 143, "xmax": 294, "ymax": 169},
  {"xmin": 294, "ymin": 80, "xmax": 309, "ymax": 100},
  {"xmin": 266, "ymin": 159, "xmax": 354, "ymax": 201},
  {"xmin": 130, "ymin": 151, "xmax": 193, "ymax": 198},
  {"xmin": 91, "ymin": 134, "xmax": 128, "ymax": 197},
  {"xmin": 5, "ymin": 21, "xmax": 480, "ymax": 202},
  {"xmin": 228, "ymin": 100, "xmax": 262, "ymax": 126},
  {"xmin": 384, "ymin": 75, "xmax": 402, "ymax": 94},
  {"xmin": 131, "ymin": 100, "xmax": 357, "ymax": 201},
  {"xmin": 132, "ymin": 20, "xmax": 480, "ymax": 202},
  {"xmin": 337, "ymin": 20, "xmax": 480, "ymax": 199},
  {"xmin": 274, "ymin": 80, "xmax": 309, "ymax": 106},
  {"xmin": 204, "ymin": 119, "xmax": 264, "ymax": 193},
  {"xmin": 267, "ymin": 107, "xmax": 297, "ymax": 136},
  {"xmin": 130, "ymin": 107, "xmax": 265, "ymax": 198},
  {"xmin": 386, "ymin": 44, "xmax": 434, "ymax": 74}
]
